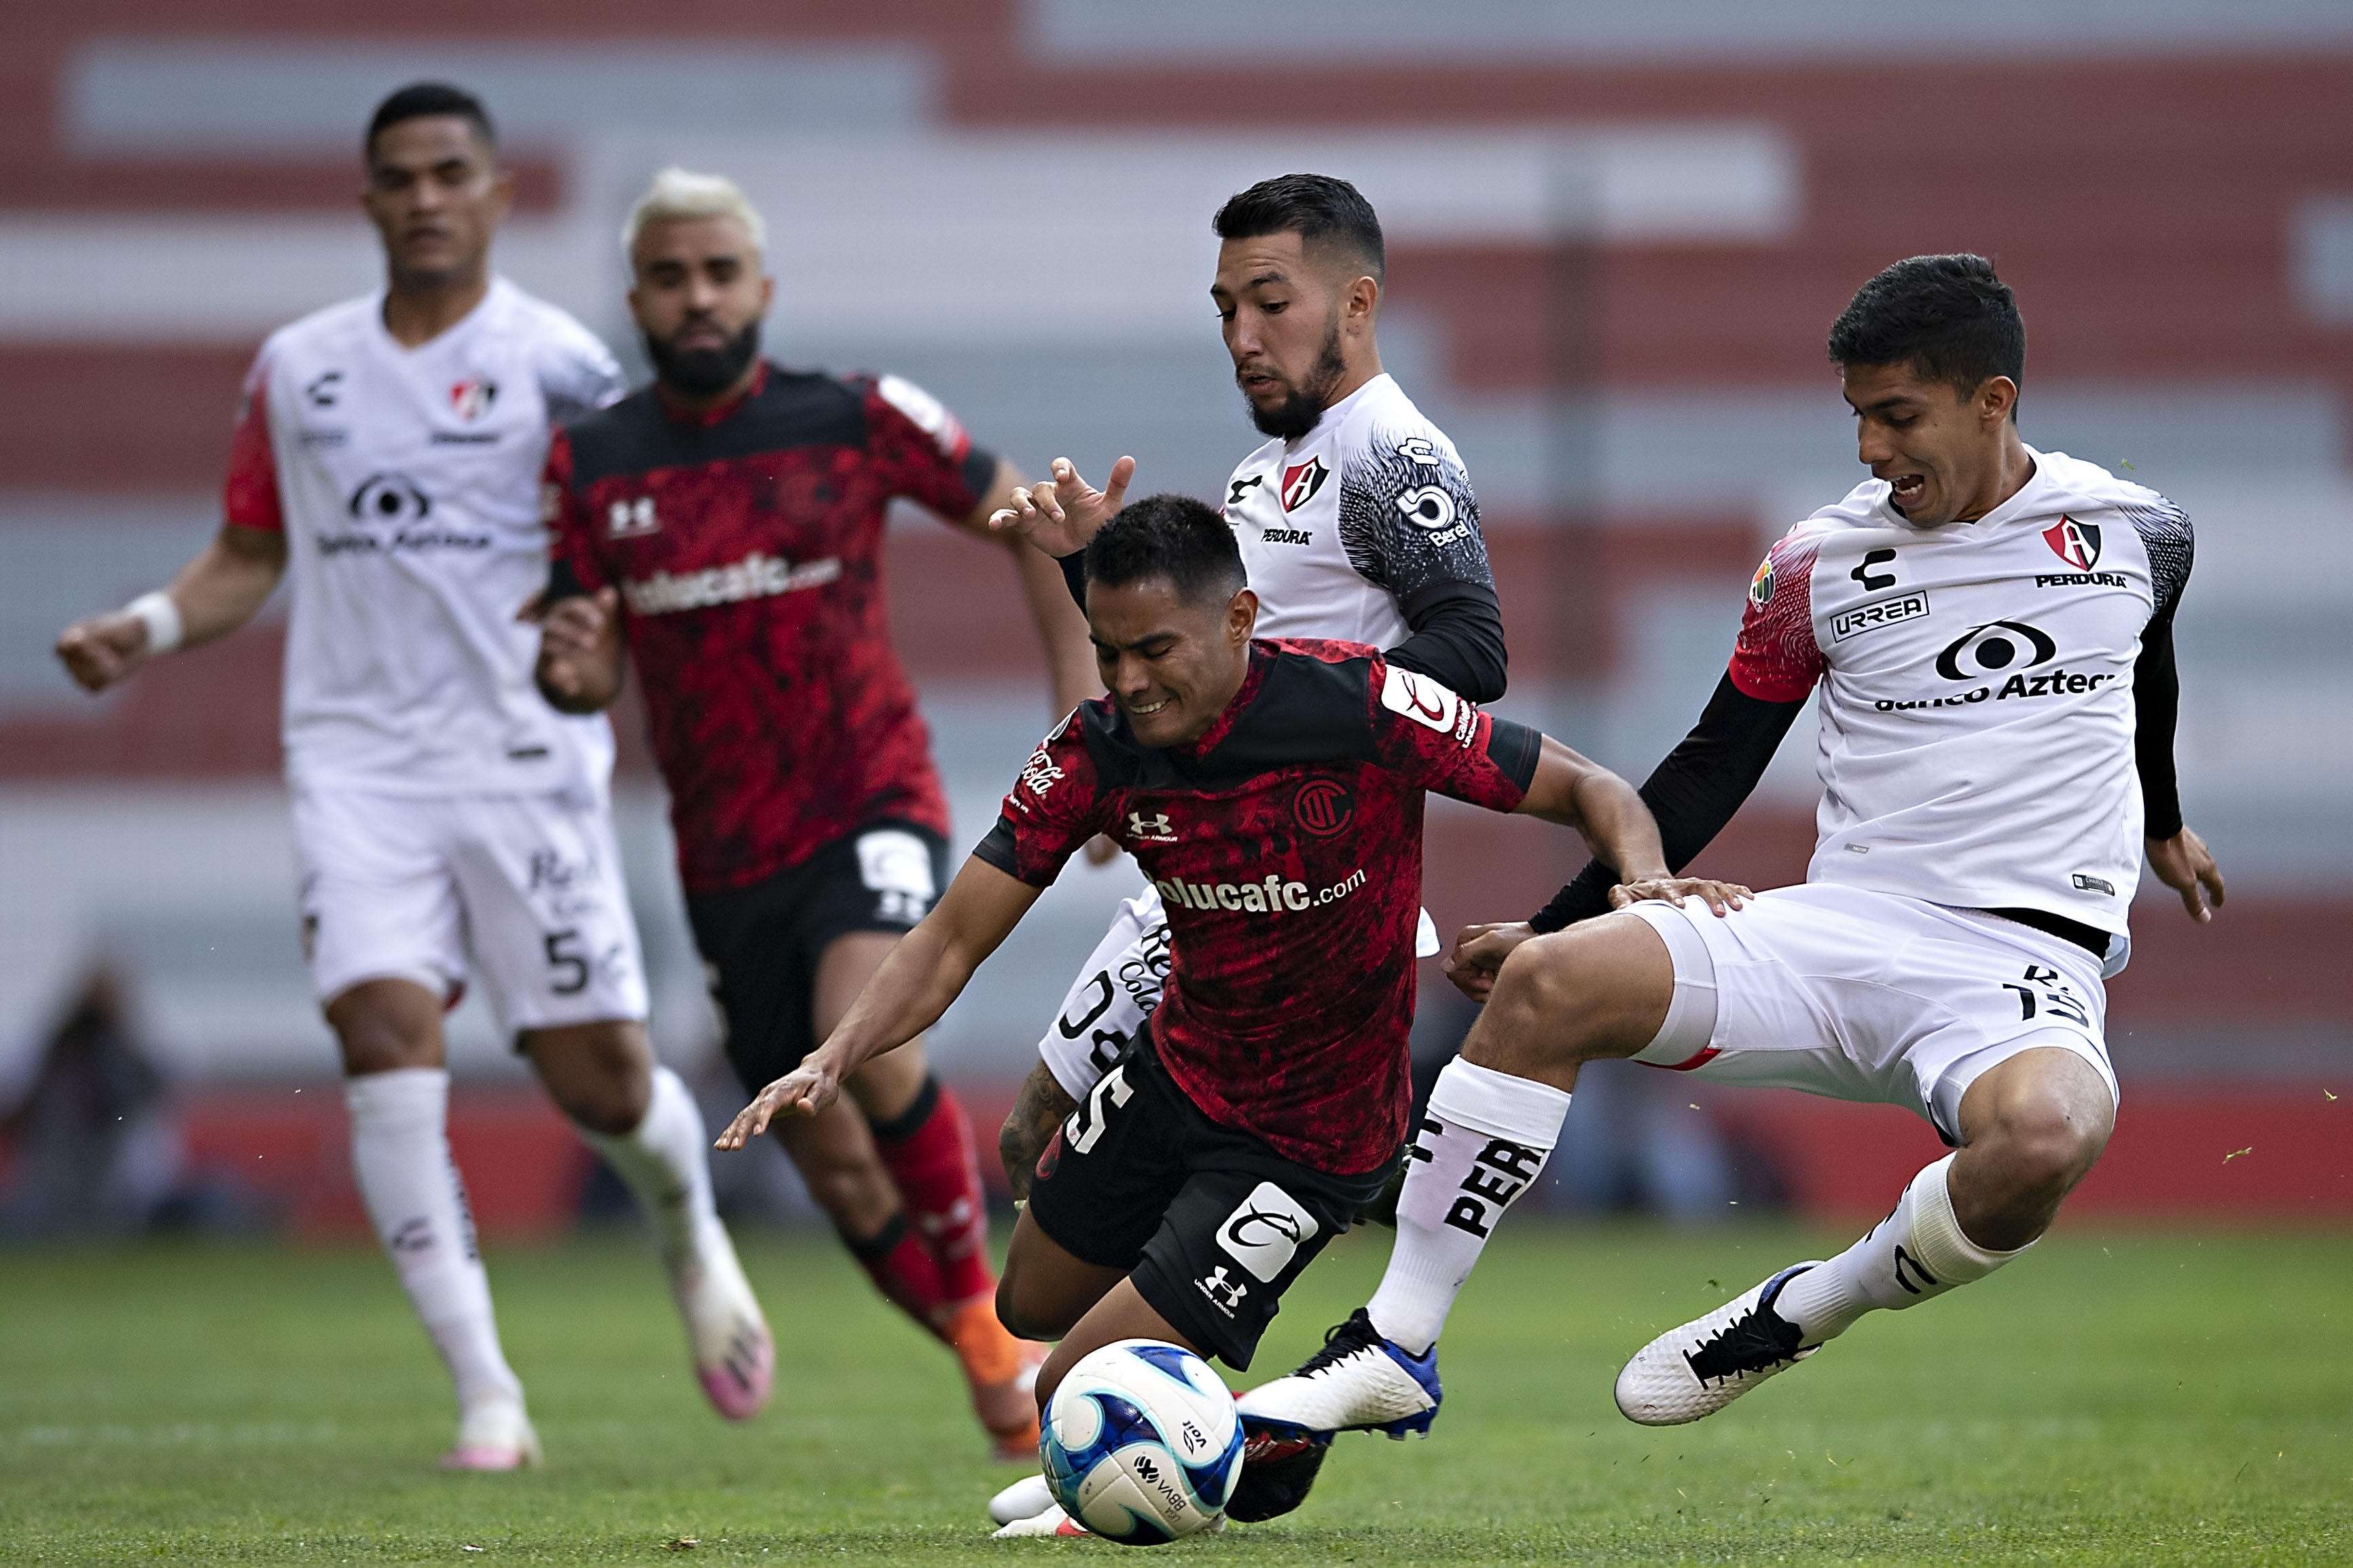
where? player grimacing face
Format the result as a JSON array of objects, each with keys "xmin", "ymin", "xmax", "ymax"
[
  {"xmin": 1842, "ymin": 361, "xmax": 2024, "ymax": 529},
  {"xmin": 1085, "ymin": 577, "xmax": 1259, "ymax": 749},
  {"xmin": 1213, "ymin": 232, "xmax": 1368, "ymax": 441},
  {"xmin": 629, "ymin": 215, "xmax": 775, "ymax": 401},
  {"xmin": 361, "ymin": 116, "xmax": 511, "ymax": 290}
]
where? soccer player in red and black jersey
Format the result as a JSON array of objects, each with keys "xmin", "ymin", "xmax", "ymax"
[
  {"xmin": 715, "ymin": 494, "xmax": 1742, "ymax": 1534},
  {"xmin": 533, "ymin": 170, "xmax": 1099, "ymax": 1457}
]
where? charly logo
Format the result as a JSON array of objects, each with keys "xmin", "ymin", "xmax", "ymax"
[
  {"xmin": 1291, "ymin": 778, "xmax": 1354, "ymax": 839},
  {"xmin": 2043, "ymin": 515, "xmax": 2102, "ymax": 570},
  {"xmin": 1934, "ymin": 620, "xmax": 2058, "ymax": 681},
  {"xmin": 1227, "ymin": 473, "xmax": 1263, "ymax": 509}
]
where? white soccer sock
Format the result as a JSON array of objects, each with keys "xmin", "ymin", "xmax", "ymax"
[
  {"xmin": 1775, "ymin": 1152, "xmax": 2030, "ymax": 1343},
  {"xmin": 571, "ymin": 1066, "xmax": 720, "ymax": 1263},
  {"xmin": 1365, "ymin": 1058, "xmax": 1571, "ymax": 1355},
  {"xmin": 345, "ymin": 1068, "xmax": 523, "ymax": 1412}
]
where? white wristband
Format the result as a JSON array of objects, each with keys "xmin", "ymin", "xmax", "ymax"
[{"xmin": 127, "ymin": 591, "xmax": 184, "ymax": 655}]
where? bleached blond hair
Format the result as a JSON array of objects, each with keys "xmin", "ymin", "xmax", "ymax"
[{"xmin": 622, "ymin": 167, "xmax": 767, "ymax": 259}]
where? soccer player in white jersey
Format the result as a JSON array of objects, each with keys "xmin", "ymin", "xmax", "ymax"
[
  {"xmin": 988, "ymin": 172, "xmax": 1503, "ymax": 1185},
  {"xmin": 1237, "ymin": 254, "xmax": 2227, "ymax": 1465},
  {"xmin": 54, "ymin": 84, "xmax": 770, "ymax": 1470},
  {"xmin": 984, "ymin": 172, "xmax": 1507, "ymax": 1529}
]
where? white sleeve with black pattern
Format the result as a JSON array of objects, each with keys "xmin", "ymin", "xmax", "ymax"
[{"xmin": 1335, "ymin": 422, "xmax": 1496, "ymax": 600}]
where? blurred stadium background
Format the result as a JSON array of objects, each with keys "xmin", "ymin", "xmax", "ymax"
[{"xmin": 2, "ymin": 1, "xmax": 2346, "ymax": 1239}]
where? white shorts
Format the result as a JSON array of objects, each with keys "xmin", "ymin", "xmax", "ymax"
[
  {"xmin": 292, "ymin": 786, "xmax": 648, "ymax": 1037},
  {"xmin": 1037, "ymin": 886, "xmax": 1438, "ymax": 1098},
  {"xmin": 1620, "ymin": 883, "xmax": 2118, "ymax": 1144}
]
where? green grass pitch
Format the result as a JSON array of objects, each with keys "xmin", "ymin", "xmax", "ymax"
[{"xmin": 3, "ymin": 1221, "xmax": 2346, "ymax": 1564}]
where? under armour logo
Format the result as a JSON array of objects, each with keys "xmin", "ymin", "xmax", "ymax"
[
  {"xmin": 1127, "ymin": 811, "xmax": 1177, "ymax": 841},
  {"xmin": 1195, "ymin": 1265, "xmax": 1249, "ymax": 1316}
]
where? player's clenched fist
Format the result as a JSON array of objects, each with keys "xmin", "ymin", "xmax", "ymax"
[
  {"xmin": 54, "ymin": 611, "xmax": 153, "ymax": 693},
  {"xmin": 1443, "ymin": 921, "xmax": 1539, "ymax": 1003},
  {"xmin": 987, "ymin": 455, "xmax": 1136, "ymax": 560},
  {"xmin": 715, "ymin": 1057, "xmax": 841, "ymax": 1150},
  {"xmin": 528, "ymin": 585, "xmax": 624, "ymax": 710}
]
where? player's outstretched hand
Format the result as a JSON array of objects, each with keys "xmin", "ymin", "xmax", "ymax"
[
  {"xmin": 988, "ymin": 456, "xmax": 1135, "ymax": 559},
  {"xmin": 1444, "ymin": 921, "xmax": 1541, "ymax": 1003},
  {"xmin": 715, "ymin": 1058, "xmax": 841, "ymax": 1150},
  {"xmin": 2147, "ymin": 824, "xmax": 2225, "ymax": 924},
  {"xmin": 54, "ymin": 610, "xmax": 151, "ymax": 693},
  {"xmin": 533, "ymin": 586, "xmax": 619, "ymax": 701},
  {"xmin": 1611, "ymin": 877, "xmax": 1753, "ymax": 917}
]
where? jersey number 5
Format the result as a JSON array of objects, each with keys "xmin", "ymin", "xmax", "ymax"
[{"xmin": 1062, "ymin": 1064, "xmax": 1134, "ymax": 1156}]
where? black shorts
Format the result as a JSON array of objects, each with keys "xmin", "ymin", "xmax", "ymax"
[
  {"xmin": 684, "ymin": 821, "xmax": 950, "ymax": 1093},
  {"xmin": 1026, "ymin": 1036, "xmax": 1395, "ymax": 1370}
]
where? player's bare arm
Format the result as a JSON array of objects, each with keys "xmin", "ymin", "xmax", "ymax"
[
  {"xmin": 2147, "ymin": 824, "xmax": 2224, "ymax": 923},
  {"xmin": 717, "ymin": 856, "xmax": 1043, "ymax": 1148},
  {"xmin": 1000, "ymin": 1060, "xmax": 1078, "ymax": 1203},
  {"xmin": 986, "ymin": 455, "xmax": 1136, "ymax": 560},
  {"xmin": 531, "ymin": 585, "xmax": 625, "ymax": 713},
  {"xmin": 55, "ymin": 523, "xmax": 288, "ymax": 693},
  {"xmin": 1511, "ymin": 734, "xmax": 1751, "ymax": 913}
]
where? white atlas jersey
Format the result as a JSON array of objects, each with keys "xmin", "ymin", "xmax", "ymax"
[
  {"xmin": 225, "ymin": 277, "xmax": 626, "ymax": 800},
  {"xmin": 1221, "ymin": 373, "xmax": 1490, "ymax": 647},
  {"xmin": 1730, "ymin": 445, "xmax": 2193, "ymax": 972}
]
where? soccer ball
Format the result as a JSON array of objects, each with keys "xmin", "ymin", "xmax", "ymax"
[{"xmin": 1041, "ymin": 1339, "xmax": 1246, "ymax": 1544}]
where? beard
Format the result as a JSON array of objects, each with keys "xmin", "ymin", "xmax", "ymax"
[
  {"xmin": 1241, "ymin": 323, "xmax": 1348, "ymax": 439},
  {"xmin": 647, "ymin": 318, "xmax": 762, "ymax": 399}
]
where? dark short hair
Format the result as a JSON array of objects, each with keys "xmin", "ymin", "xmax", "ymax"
[
  {"xmin": 1213, "ymin": 172, "xmax": 1384, "ymax": 283},
  {"xmin": 1085, "ymin": 494, "xmax": 1246, "ymax": 606},
  {"xmin": 1828, "ymin": 254, "xmax": 2025, "ymax": 414},
  {"xmin": 365, "ymin": 82, "xmax": 497, "ymax": 164}
]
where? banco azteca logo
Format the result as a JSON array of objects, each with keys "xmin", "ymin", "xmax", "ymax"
[
  {"xmin": 348, "ymin": 471, "xmax": 430, "ymax": 523},
  {"xmin": 2043, "ymin": 515, "xmax": 2102, "ymax": 570},
  {"xmin": 1291, "ymin": 778, "xmax": 1354, "ymax": 839},
  {"xmin": 1935, "ymin": 620, "xmax": 2058, "ymax": 680}
]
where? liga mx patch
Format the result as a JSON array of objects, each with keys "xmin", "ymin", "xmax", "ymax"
[
  {"xmin": 2043, "ymin": 515, "xmax": 2102, "ymax": 570},
  {"xmin": 1381, "ymin": 665, "xmax": 1467, "ymax": 740},
  {"xmin": 1748, "ymin": 555, "xmax": 1775, "ymax": 608}
]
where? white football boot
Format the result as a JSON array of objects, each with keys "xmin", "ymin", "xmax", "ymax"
[
  {"xmin": 667, "ymin": 1219, "xmax": 774, "ymax": 1421},
  {"xmin": 439, "ymin": 1395, "xmax": 542, "ymax": 1471},
  {"xmin": 1235, "ymin": 1308, "xmax": 1440, "ymax": 1440},
  {"xmin": 1615, "ymin": 1262, "xmax": 1824, "ymax": 1425},
  {"xmin": 990, "ymin": 1502, "xmax": 1090, "ymax": 1538},
  {"xmin": 987, "ymin": 1472, "xmax": 1056, "ymax": 1527}
]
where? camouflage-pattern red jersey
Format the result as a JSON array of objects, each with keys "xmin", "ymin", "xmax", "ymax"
[
  {"xmin": 547, "ymin": 363, "xmax": 998, "ymax": 893},
  {"xmin": 977, "ymin": 640, "xmax": 1541, "ymax": 1173}
]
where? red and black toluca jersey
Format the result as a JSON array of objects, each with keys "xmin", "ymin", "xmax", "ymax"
[
  {"xmin": 977, "ymin": 639, "xmax": 1541, "ymax": 1174},
  {"xmin": 549, "ymin": 364, "xmax": 998, "ymax": 893}
]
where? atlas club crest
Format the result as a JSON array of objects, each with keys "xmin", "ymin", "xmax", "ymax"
[
  {"xmin": 1281, "ymin": 457, "xmax": 1329, "ymax": 511},
  {"xmin": 2042, "ymin": 515, "xmax": 2102, "ymax": 570}
]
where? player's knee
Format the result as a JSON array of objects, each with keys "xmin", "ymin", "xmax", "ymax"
[
  {"xmin": 1986, "ymin": 1095, "xmax": 2109, "ymax": 1195},
  {"xmin": 1477, "ymin": 930, "xmax": 1613, "ymax": 1065},
  {"xmin": 994, "ymin": 1266, "xmax": 1070, "ymax": 1344}
]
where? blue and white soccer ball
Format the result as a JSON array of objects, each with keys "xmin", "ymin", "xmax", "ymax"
[{"xmin": 1041, "ymin": 1339, "xmax": 1246, "ymax": 1544}]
